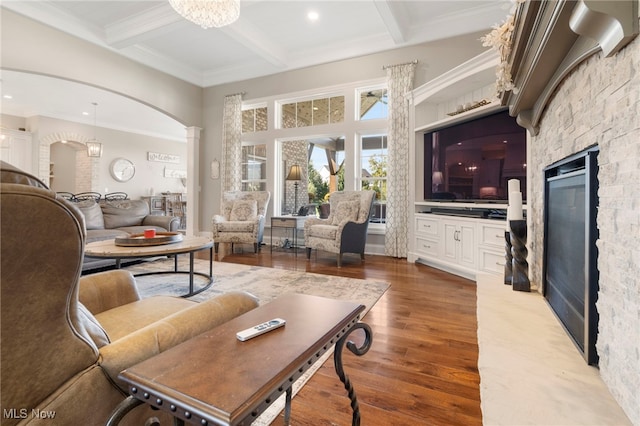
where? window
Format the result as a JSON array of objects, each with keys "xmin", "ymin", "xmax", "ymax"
[
  {"xmin": 281, "ymin": 96, "xmax": 345, "ymax": 128},
  {"xmin": 358, "ymin": 87, "xmax": 388, "ymax": 120},
  {"xmin": 242, "ymin": 106, "xmax": 267, "ymax": 133},
  {"xmin": 241, "ymin": 81, "xmax": 389, "ymax": 219},
  {"xmin": 241, "ymin": 144, "xmax": 267, "ymax": 191},
  {"xmin": 360, "ymin": 134, "xmax": 387, "ymax": 223},
  {"xmin": 307, "ymin": 137, "xmax": 345, "ymax": 205}
]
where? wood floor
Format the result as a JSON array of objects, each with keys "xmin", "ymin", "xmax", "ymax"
[{"xmin": 215, "ymin": 248, "xmax": 482, "ymax": 425}]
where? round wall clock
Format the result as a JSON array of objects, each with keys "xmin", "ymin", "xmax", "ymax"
[{"xmin": 110, "ymin": 158, "xmax": 135, "ymax": 182}]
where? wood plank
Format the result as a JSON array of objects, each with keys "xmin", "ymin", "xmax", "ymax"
[{"xmin": 214, "ymin": 249, "xmax": 482, "ymax": 425}]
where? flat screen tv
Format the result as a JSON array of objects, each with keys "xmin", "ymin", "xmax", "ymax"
[{"xmin": 424, "ymin": 110, "xmax": 527, "ymax": 203}]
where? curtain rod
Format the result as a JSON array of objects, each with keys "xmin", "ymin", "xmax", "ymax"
[
  {"xmin": 382, "ymin": 60, "xmax": 418, "ymax": 70},
  {"xmin": 225, "ymin": 91, "xmax": 246, "ymax": 97}
]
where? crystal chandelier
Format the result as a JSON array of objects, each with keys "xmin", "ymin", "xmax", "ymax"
[
  {"xmin": 86, "ymin": 102, "xmax": 103, "ymax": 158},
  {"xmin": 169, "ymin": 0, "xmax": 240, "ymax": 29}
]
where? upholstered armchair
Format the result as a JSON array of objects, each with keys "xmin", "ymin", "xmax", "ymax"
[
  {"xmin": 212, "ymin": 190, "xmax": 271, "ymax": 253},
  {"xmin": 0, "ymin": 161, "xmax": 258, "ymax": 426},
  {"xmin": 304, "ymin": 190, "xmax": 375, "ymax": 267}
]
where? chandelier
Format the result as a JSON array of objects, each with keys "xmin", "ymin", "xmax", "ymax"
[
  {"xmin": 168, "ymin": 0, "xmax": 240, "ymax": 29},
  {"xmin": 86, "ymin": 102, "xmax": 103, "ymax": 158}
]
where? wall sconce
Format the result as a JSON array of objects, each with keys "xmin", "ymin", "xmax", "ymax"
[{"xmin": 210, "ymin": 159, "xmax": 220, "ymax": 179}]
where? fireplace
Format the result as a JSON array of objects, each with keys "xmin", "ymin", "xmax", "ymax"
[{"xmin": 543, "ymin": 146, "xmax": 599, "ymax": 365}]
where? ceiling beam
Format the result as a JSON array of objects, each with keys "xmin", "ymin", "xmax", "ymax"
[
  {"xmin": 373, "ymin": 0, "xmax": 407, "ymax": 44},
  {"xmin": 220, "ymin": 20, "xmax": 288, "ymax": 68},
  {"xmin": 105, "ymin": 4, "xmax": 184, "ymax": 49}
]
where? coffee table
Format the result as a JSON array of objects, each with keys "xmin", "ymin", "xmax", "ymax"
[
  {"xmin": 85, "ymin": 236, "xmax": 213, "ymax": 297},
  {"xmin": 106, "ymin": 293, "xmax": 372, "ymax": 426}
]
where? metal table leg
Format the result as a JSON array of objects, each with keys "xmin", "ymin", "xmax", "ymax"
[{"xmin": 333, "ymin": 322, "xmax": 373, "ymax": 426}]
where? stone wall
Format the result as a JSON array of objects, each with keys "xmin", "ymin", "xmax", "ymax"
[{"xmin": 528, "ymin": 34, "xmax": 639, "ymax": 424}]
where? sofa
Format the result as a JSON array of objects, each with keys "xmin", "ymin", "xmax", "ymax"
[
  {"xmin": 75, "ymin": 198, "xmax": 180, "ymax": 271},
  {"xmin": 0, "ymin": 161, "xmax": 259, "ymax": 425}
]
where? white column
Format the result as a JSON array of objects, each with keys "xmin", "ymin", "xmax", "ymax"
[{"xmin": 186, "ymin": 126, "xmax": 201, "ymax": 237}]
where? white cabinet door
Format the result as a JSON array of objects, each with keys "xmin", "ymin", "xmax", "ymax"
[
  {"xmin": 458, "ymin": 222, "xmax": 476, "ymax": 269},
  {"xmin": 442, "ymin": 221, "xmax": 459, "ymax": 262},
  {"xmin": 442, "ymin": 219, "xmax": 476, "ymax": 269}
]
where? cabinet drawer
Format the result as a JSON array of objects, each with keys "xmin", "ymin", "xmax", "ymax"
[
  {"xmin": 479, "ymin": 223, "xmax": 507, "ymax": 248},
  {"xmin": 479, "ymin": 249, "xmax": 505, "ymax": 275},
  {"xmin": 415, "ymin": 236, "xmax": 439, "ymax": 256},
  {"xmin": 272, "ymin": 218, "xmax": 297, "ymax": 228},
  {"xmin": 415, "ymin": 216, "xmax": 439, "ymax": 237}
]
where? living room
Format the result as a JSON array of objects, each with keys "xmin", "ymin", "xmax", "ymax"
[{"xmin": 2, "ymin": 1, "xmax": 639, "ymax": 425}]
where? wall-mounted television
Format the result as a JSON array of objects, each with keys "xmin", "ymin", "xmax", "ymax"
[{"xmin": 424, "ymin": 110, "xmax": 527, "ymax": 203}]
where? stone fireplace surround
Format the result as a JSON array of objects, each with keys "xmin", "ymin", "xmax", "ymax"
[{"xmin": 527, "ymin": 24, "xmax": 639, "ymax": 426}]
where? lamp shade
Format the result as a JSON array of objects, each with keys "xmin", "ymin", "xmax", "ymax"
[
  {"xmin": 286, "ymin": 165, "xmax": 302, "ymax": 181},
  {"xmin": 432, "ymin": 171, "xmax": 443, "ymax": 185}
]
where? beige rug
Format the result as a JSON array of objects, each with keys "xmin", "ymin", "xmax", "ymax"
[
  {"xmin": 124, "ymin": 258, "xmax": 389, "ymax": 425},
  {"xmin": 476, "ymin": 274, "xmax": 631, "ymax": 425}
]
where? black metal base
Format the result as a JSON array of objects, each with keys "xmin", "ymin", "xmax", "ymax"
[
  {"xmin": 133, "ymin": 249, "xmax": 213, "ymax": 298},
  {"xmin": 334, "ymin": 322, "xmax": 373, "ymax": 426},
  {"xmin": 504, "ymin": 230, "xmax": 513, "ymax": 285},
  {"xmin": 510, "ymin": 220, "xmax": 530, "ymax": 292}
]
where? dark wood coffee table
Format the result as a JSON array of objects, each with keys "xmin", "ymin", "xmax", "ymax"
[{"xmin": 106, "ymin": 293, "xmax": 372, "ymax": 426}]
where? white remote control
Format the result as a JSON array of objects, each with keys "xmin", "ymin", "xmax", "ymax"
[{"xmin": 236, "ymin": 318, "xmax": 286, "ymax": 341}]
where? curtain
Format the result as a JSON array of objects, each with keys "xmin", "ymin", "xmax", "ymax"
[
  {"xmin": 385, "ymin": 62, "xmax": 416, "ymax": 258},
  {"xmin": 221, "ymin": 93, "xmax": 243, "ymax": 192}
]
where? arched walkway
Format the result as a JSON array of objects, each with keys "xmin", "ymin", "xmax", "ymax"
[{"xmin": 39, "ymin": 132, "xmax": 99, "ymax": 191}]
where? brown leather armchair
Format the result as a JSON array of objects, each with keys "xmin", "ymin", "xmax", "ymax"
[{"xmin": 0, "ymin": 161, "xmax": 259, "ymax": 425}]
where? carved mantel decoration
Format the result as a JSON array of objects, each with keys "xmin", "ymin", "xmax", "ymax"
[{"xmin": 498, "ymin": 0, "xmax": 638, "ymax": 135}]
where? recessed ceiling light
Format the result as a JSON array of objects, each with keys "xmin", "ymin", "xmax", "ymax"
[
  {"xmin": 3, "ymin": 94, "xmax": 13, "ymax": 99},
  {"xmin": 307, "ymin": 11, "xmax": 319, "ymax": 21},
  {"xmin": 82, "ymin": 111, "xmax": 90, "ymax": 116}
]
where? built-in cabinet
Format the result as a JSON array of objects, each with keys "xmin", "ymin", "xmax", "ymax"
[
  {"xmin": 0, "ymin": 129, "xmax": 33, "ymax": 174},
  {"xmin": 408, "ymin": 50, "xmax": 524, "ymax": 281},
  {"xmin": 442, "ymin": 218, "xmax": 476, "ymax": 270},
  {"xmin": 411, "ymin": 212, "xmax": 504, "ymax": 280}
]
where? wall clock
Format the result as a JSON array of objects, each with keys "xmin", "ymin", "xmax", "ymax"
[{"xmin": 110, "ymin": 158, "xmax": 135, "ymax": 182}]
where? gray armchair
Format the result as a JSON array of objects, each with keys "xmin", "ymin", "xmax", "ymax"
[
  {"xmin": 212, "ymin": 190, "xmax": 271, "ymax": 253},
  {"xmin": 304, "ymin": 190, "xmax": 375, "ymax": 267}
]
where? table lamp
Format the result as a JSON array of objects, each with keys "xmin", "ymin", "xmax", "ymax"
[{"xmin": 286, "ymin": 164, "xmax": 302, "ymax": 214}]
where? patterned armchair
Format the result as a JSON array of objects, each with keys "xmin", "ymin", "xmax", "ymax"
[
  {"xmin": 212, "ymin": 191, "xmax": 271, "ymax": 253},
  {"xmin": 304, "ymin": 190, "xmax": 375, "ymax": 267}
]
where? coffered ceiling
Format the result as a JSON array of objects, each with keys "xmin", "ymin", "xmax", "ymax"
[
  {"xmin": 1, "ymin": 1, "xmax": 508, "ymax": 140},
  {"xmin": 2, "ymin": 0, "xmax": 507, "ymax": 87}
]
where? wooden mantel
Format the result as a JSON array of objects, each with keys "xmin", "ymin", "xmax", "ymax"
[{"xmin": 502, "ymin": 0, "xmax": 639, "ymax": 135}]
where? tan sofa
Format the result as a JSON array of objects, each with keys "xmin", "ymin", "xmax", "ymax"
[{"xmin": 0, "ymin": 161, "xmax": 259, "ymax": 425}]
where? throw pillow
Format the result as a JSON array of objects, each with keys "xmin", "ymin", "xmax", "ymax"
[
  {"xmin": 75, "ymin": 200, "xmax": 105, "ymax": 230},
  {"xmin": 332, "ymin": 200, "xmax": 360, "ymax": 225},
  {"xmin": 230, "ymin": 200, "xmax": 258, "ymax": 221}
]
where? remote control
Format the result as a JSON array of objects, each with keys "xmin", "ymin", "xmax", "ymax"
[{"xmin": 236, "ymin": 318, "xmax": 286, "ymax": 341}]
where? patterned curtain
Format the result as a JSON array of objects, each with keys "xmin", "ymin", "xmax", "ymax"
[
  {"xmin": 385, "ymin": 62, "xmax": 416, "ymax": 258},
  {"xmin": 221, "ymin": 93, "xmax": 243, "ymax": 192}
]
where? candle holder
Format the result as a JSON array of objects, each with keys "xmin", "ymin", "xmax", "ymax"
[
  {"xmin": 504, "ymin": 230, "xmax": 513, "ymax": 285},
  {"xmin": 509, "ymin": 220, "xmax": 530, "ymax": 292}
]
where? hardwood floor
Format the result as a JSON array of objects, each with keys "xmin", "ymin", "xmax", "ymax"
[{"xmin": 215, "ymin": 248, "xmax": 482, "ymax": 425}]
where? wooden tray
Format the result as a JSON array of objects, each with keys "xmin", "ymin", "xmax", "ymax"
[{"xmin": 115, "ymin": 232, "xmax": 184, "ymax": 247}]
